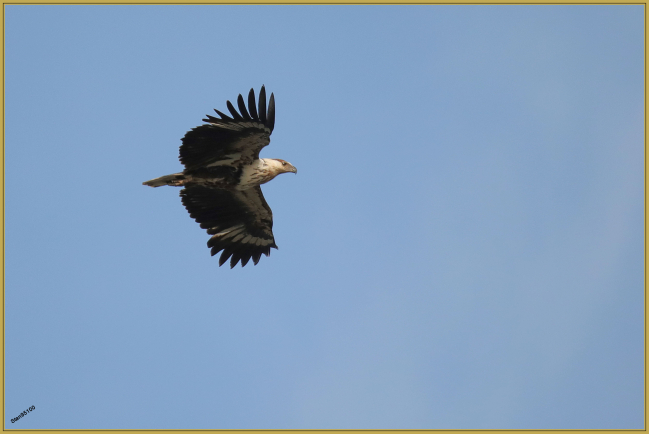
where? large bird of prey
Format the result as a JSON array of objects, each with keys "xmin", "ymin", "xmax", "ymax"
[{"xmin": 143, "ymin": 86, "xmax": 297, "ymax": 268}]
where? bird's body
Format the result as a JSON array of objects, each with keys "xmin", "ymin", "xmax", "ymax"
[
  {"xmin": 143, "ymin": 86, "xmax": 296, "ymax": 268},
  {"xmin": 144, "ymin": 158, "xmax": 291, "ymax": 190}
]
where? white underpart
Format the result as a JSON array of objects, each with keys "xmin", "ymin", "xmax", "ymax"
[
  {"xmin": 238, "ymin": 159, "xmax": 270, "ymax": 190},
  {"xmin": 240, "ymin": 158, "xmax": 286, "ymax": 182}
]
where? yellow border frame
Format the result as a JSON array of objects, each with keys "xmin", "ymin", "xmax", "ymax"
[{"xmin": 1, "ymin": 3, "xmax": 645, "ymax": 433}]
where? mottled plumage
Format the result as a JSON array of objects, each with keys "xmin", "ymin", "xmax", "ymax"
[{"xmin": 143, "ymin": 86, "xmax": 297, "ymax": 268}]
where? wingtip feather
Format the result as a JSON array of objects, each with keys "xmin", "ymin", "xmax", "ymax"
[
  {"xmin": 237, "ymin": 94, "xmax": 251, "ymax": 120},
  {"xmin": 230, "ymin": 252, "xmax": 242, "ymax": 268},
  {"xmin": 226, "ymin": 100, "xmax": 243, "ymax": 120},
  {"xmin": 258, "ymin": 86, "xmax": 267, "ymax": 124},
  {"xmin": 268, "ymin": 93, "xmax": 275, "ymax": 132},
  {"xmin": 214, "ymin": 109, "xmax": 232, "ymax": 121},
  {"xmin": 219, "ymin": 249, "xmax": 234, "ymax": 267},
  {"xmin": 248, "ymin": 88, "xmax": 259, "ymax": 120}
]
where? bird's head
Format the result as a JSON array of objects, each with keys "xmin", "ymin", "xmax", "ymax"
[{"xmin": 270, "ymin": 159, "xmax": 298, "ymax": 175}]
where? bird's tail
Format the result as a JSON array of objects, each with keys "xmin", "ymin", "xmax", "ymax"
[{"xmin": 142, "ymin": 172, "xmax": 187, "ymax": 187}]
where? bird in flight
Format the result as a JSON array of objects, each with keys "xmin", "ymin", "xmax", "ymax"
[{"xmin": 143, "ymin": 86, "xmax": 297, "ymax": 268}]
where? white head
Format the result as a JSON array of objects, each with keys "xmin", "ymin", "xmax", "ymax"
[{"xmin": 265, "ymin": 158, "xmax": 297, "ymax": 175}]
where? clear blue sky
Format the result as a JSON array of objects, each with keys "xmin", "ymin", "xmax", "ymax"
[{"xmin": 5, "ymin": 5, "xmax": 644, "ymax": 429}]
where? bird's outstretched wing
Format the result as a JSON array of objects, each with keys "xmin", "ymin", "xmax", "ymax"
[
  {"xmin": 179, "ymin": 86, "xmax": 275, "ymax": 172},
  {"xmin": 180, "ymin": 185, "xmax": 278, "ymax": 268}
]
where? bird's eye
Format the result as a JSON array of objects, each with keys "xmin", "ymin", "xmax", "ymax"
[{"xmin": 282, "ymin": 162, "xmax": 286, "ymax": 166}]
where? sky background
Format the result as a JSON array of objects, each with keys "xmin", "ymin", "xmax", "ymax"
[{"xmin": 4, "ymin": 5, "xmax": 644, "ymax": 429}]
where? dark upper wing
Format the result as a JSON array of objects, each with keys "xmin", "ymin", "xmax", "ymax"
[
  {"xmin": 179, "ymin": 86, "xmax": 276, "ymax": 171},
  {"xmin": 180, "ymin": 185, "xmax": 278, "ymax": 268}
]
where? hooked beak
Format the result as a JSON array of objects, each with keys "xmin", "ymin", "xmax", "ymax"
[{"xmin": 290, "ymin": 165, "xmax": 297, "ymax": 174}]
